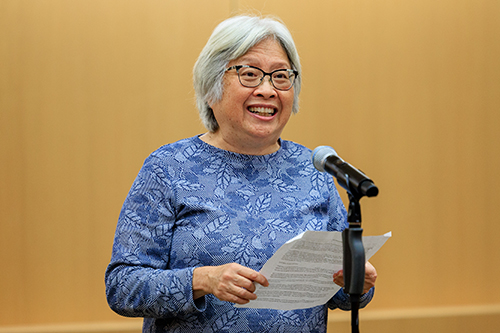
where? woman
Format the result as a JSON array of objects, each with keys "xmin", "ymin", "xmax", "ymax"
[{"xmin": 105, "ymin": 15, "xmax": 377, "ymax": 332}]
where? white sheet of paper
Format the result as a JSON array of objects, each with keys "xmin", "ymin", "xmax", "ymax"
[{"xmin": 235, "ymin": 230, "xmax": 391, "ymax": 311}]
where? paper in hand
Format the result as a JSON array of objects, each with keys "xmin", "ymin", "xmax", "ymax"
[{"xmin": 235, "ymin": 230, "xmax": 391, "ymax": 310}]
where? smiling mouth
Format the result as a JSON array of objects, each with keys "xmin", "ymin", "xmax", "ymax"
[{"xmin": 248, "ymin": 106, "xmax": 277, "ymax": 117}]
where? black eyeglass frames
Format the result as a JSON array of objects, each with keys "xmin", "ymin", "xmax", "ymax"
[{"xmin": 226, "ymin": 65, "xmax": 298, "ymax": 91}]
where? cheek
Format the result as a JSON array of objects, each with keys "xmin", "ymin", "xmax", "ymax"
[
  {"xmin": 220, "ymin": 83, "xmax": 251, "ymax": 109},
  {"xmin": 281, "ymin": 92, "xmax": 295, "ymax": 112},
  {"xmin": 211, "ymin": 98, "xmax": 240, "ymax": 127}
]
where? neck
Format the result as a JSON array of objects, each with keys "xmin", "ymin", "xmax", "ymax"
[{"xmin": 199, "ymin": 132, "xmax": 281, "ymax": 155}]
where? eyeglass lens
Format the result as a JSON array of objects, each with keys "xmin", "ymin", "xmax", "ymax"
[{"xmin": 237, "ymin": 67, "xmax": 296, "ymax": 90}]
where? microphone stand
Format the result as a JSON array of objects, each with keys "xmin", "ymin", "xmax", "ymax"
[
  {"xmin": 343, "ymin": 192, "xmax": 365, "ymax": 333},
  {"xmin": 341, "ymin": 174, "xmax": 378, "ymax": 333},
  {"xmin": 311, "ymin": 146, "xmax": 378, "ymax": 332}
]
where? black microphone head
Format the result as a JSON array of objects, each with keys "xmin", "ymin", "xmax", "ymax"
[
  {"xmin": 360, "ymin": 181, "xmax": 379, "ymax": 197},
  {"xmin": 311, "ymin": 146, "xmax": 337, "ymax": 172}
]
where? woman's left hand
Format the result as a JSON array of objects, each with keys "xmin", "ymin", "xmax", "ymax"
[{"xmin": 332, "ymin": 261, "xmax": 377, "ymax": 294}]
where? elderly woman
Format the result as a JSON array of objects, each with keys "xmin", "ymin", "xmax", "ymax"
[{"xmin": 105, "ymin": 15, "xmax": 377, "ymax": 332}]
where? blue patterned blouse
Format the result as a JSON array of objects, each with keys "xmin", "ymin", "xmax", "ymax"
[{"xmin": 105, "ymin": 136, "xmax": 374, "ymax": 332}]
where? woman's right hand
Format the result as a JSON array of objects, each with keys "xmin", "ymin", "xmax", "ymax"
[{"xmin": 192, "ymin": 263, "xmax": 269, "ymax": 304}]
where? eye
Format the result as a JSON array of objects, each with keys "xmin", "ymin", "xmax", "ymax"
[
  {"xmin": 274, "ymin": 72, "xmax": 289, "ymax": 79},
  {"xmin": 273, "ymin": 70, "xmax": 291, "ymax": 81},
  {"xmin": 240, "ymin": 68, "xmax": 260, "ymax": 78},
  {"xmin": 243, "ymin": 72, "xmax": 257, "ymax": 78}
]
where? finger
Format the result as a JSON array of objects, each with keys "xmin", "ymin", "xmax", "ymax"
[
  {"xmin": 363, "ymin": 261, "xmax": 377, "ymax": 293},
  {"xmin": 334, "ymin": 278, "xmax": 344, "ymax": 287},
  {"xmin": 217, "ymin": 265, "xmax": 263, "ymax": 300},
  {"xmin": 333, "ymin": 270, "xmax": 344, "ymax": 287},
  {"xmin": 215, "ymin": 279, "xmax": 257, "ymax": 304},
  {"xmin": 221, "ymin": 289, "xmax": 254, "ymax": 304},
  {"xmin": 365, "ymin": 262, "xmax": 377, "ymax": 281},
  {"xmin": 232, "ymin": 275, "xmax": 256, "ymax": 293},
  {"xmin": 232, "ymin": 284, "xmax": 258, "ymax": 301},
  {"xmin": 237, "ymin": 266, "xmax": 269, "ymax": 287}
]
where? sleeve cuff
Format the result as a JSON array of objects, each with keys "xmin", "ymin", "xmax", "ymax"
[
  {"xmin": 187, "ymin": 267, "xmax": 207, "ymax": 313},
  {"xmin": 328, "ymin": 287, "xmax": 375, "ymax": 310}
]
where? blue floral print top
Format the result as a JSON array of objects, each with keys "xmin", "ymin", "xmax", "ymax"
[{"xmin": 105, "ymin": 136, "xmax": 373, "ymax": 332}]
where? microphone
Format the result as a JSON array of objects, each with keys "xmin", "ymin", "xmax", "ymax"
[{"xmin": 312, "ymin": 146, "xmax": 378, "ymax": 198}]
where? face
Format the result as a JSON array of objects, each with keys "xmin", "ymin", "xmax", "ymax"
[{"xmin": 206, "ymin": 38, "xmax": 295, "ymax": 155}]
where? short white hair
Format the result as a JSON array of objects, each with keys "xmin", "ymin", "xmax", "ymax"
[{"xmin": 193, "ymin": 15, "xmax": 302, "ymax": 132}]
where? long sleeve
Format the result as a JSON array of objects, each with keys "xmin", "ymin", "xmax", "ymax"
[
  {"xmin": 328, "ymin": 287, "xmax": 375, "ymax": 310},
  {"xmin": 105, "ymin": 155, "xmax": 206, "ymax": 319},
  {"xmin": 104, "ymin": 137, "xmax": 375, "ymax": 332}
]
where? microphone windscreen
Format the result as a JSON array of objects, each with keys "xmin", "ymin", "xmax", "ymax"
[{"xmin": 311, "ymin": 146, "xmax": 337, "ymax": 172}]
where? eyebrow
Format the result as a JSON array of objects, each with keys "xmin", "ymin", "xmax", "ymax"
[{"xmin": 236, "ymin": 56, "xmax": 291, "ymax": 69}]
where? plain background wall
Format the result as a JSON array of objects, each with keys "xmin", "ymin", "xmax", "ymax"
[{"xmin": 1, "ymin": 0, "xmax": 500, "ymax": 331}]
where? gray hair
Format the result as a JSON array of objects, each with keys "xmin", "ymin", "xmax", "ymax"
[{"xmin": 193, "ymin": 15, "xmax": 302, "ymax": 132}]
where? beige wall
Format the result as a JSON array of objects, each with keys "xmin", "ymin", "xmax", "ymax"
[{"xmin": 1, "ymin": 0, "xmax": 499, "ymax": 331}]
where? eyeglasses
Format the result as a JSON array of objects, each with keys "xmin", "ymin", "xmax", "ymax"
[{"xmin": 226, "ymin": 65, "xmax": 299, "ymax": 91}]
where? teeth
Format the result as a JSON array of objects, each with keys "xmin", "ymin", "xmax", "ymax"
[{"xmin": 249, "ymin": 107, "xmax": 275, "ymax": 115}]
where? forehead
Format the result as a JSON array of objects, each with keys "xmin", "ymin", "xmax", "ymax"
[{"xmin": 232, "ymin": 39, "xmax": 291, "ymax": 68}]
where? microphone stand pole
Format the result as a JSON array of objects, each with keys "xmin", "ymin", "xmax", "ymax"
[{"xmin": 343, "ymin": 192, "xmax": 365, "ymax": 333}]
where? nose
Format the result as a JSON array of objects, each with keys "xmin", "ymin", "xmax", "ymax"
[{"xmin": 254, "ymin": 75, "xmax": 276, "ymax": 98}]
